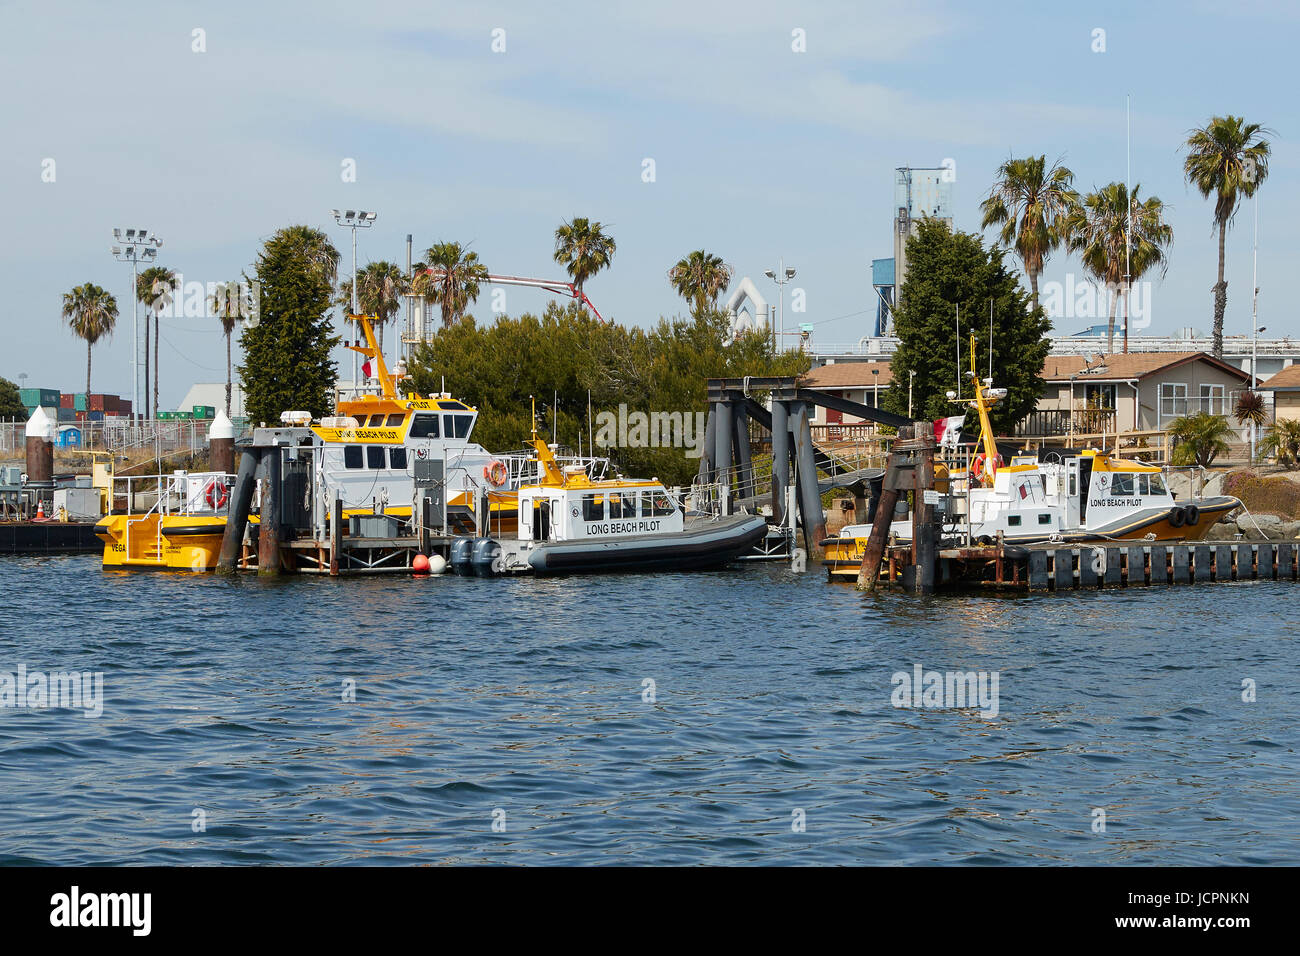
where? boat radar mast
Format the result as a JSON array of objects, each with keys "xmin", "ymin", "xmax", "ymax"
[{"xmin": 951, "ymin": 333, "xmax": 1006, "ymax": 487}]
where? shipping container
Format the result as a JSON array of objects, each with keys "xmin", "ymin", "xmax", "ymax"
[
  {"xmin": 60, "ymin": 394, "xmax": 74, "ymax": 409},
  {"xmin": 57, "ymin": 408, "xmax": 77, "ymax": 423},
  {"xmin": 117, "ymin": 399, "xmax": 132, "ymax": 415},
  {"xmin": 175, "ymin": 410, "xmax": 194, "ymax": 419},
  {"xmin": 20, "ymin": 388, "xmax": 60, "ymax": 408},
  {"xmin": 192, "ymin": 405, "xmax": 215, "ymax": 419},
  {"xmin": 74, "ymin": 393, "xmax": 88, "ymax": 411},
  {"xmin": 86, "ymin": 410, "xmax": 105, "ymax": 422}
]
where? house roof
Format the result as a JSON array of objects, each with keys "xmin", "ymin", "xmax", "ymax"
[
  {"xmin": 1259, "ymin": 364, "xmax": 1300, "ymax": 391},
  {"xmin": 801, "ymin": 361, "xmax": 894, "ymax": 389},
  {"xmin": 1040, "ymin": 351, "xmax": 1252, "ymax": 384}
]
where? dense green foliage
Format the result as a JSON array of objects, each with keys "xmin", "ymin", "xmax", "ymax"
[
  {"xmin": 407, "ymin": 302, "xmax": 809, "ymax": 485},
  {"xmin": 883, "ymin": 219, "xmax": 1050, "ymax": 434},
  {"xmin": 0, "ymin": 377, "xmax": 25, "ymax": 420},
  {"xmin": 239, "ymin": 226, "xmax": 340, "ymax": 424},
  {"xmin": 1169, "ymin": 412, "xmax": 1234, "ymax": 468}
]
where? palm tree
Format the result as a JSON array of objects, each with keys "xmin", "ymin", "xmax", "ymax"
[
  {"xmin": 668, "ymin": 250, "xmax": 733, "ymax": 319},
  {"xmin": 1183, "ymin": 116, "xmax": 1272, "ymax": 360},
  {"xmin": 1064, "ymin": 182, "xmax": 1172, "ymax": 354},
  {"xmin": 413, "ymin": 242, "xmax": 489, "ymax": 328},
  {"xmin": 1169, "ymin": 412, "xmax": 1233, "ymax": 468},
  {"xmin": 337, "ymin": 260, "xmax": 409, "ymax": 355},
  {"xmin": 1261, "ymin": 418, "xmax": 1300, "ymax": 466},
  {"xmin": 979, "ymin": 155, "xmax": 1078, "ymax": 310},
  {"xmin": 553, "ymin": 217, "xmax": 615, "ymax": 309},
  {"xmin": 209, "ymin": 280, "xmax": 246, "ymax": 416},
  {"xmin": 136, "ymin": 265, "xmax": 175, "ymax": 420},
  {"xmin": 62, "ymin": 283, "xmax": 118, "ymax": 402}
]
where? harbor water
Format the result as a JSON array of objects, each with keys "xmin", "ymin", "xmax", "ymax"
[{"xmin": 1, "ymin": 554, "xmax": 1296, "ymax": 865}]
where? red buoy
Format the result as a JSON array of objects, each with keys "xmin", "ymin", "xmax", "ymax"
[{"xmin": 412, "ymin": 553, "xmax": 430, "ymax": 575}]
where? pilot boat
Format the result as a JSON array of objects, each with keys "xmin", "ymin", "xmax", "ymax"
[
  {"xmin": 450, "ymin": 421, "xmax": 768, "ymax": 576},
  {"xmin": 95, "ymin": 314, "xmax": 604, "ymax": 571},
  {"xmin": 822, "ymin": 337, "xmax": 1241, "ymax": 579}
]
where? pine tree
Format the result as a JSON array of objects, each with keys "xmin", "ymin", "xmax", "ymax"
[
  {"xmin": 239, "ymin": 226, "xmax": 340, "ymax": 424},
  {"xmin": 883, "ymin": 219, "xmax": 1050, "ymax": 435}
]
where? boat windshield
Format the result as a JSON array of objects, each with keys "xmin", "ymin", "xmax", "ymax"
[{"xmin": 1147, "ymin": 473, "xmax": 1167, "ymax": 496}]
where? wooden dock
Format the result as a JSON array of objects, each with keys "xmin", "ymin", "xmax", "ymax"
[{"xmin": 1023, "ymin": 541, "xmax": 1298, "ymax": 590}]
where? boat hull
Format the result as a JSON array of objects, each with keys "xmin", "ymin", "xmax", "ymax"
[
  {"xmin": 526, "ymin": 515, "xmax": 768, "ymax": 575},
  {"xmin": 821, "ymin": 497, "xmax": 1243, "ymax": 580},
  {"xmin": 95, "ymin": 514, "xmax": 227, "ymax": 571}
]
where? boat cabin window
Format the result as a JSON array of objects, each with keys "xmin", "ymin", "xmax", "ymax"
[
  {"xmin": 1038, "ymin": 513, "xmax": 1052, "ymax": 525},
  {"xmin": 582, "ymin": 493, "xmax": 604, "ymax": 521},
  {"xmin": 344, "ymin": 446, "xmax": 363, "ymax": 469},
  {"xmin": 367, "ymin": 446, "xmax": 386, "ymax": 469},
  {"xmin": 1110, "ymin": 473, "xmax": 1135, "ymax": 496},
  {"xmin": 607, "ymin": 491, "xmax": 631, "ymax": 519},
  {"xmin": 1008, "ymin": 515, "xmax": 1021, "ymax": 527},
  {"xmin": 446, "ymin": 414, "xmax": 473, "ymax": 439},
  {"xmin": 649, "ymin": 492, "xmax": 675, "ymax": 517},
  {"xmin": 385, "ymin": 413, "xmax": 405, "ymax": 427},
  {"xmin": 1148, "ymin": 473, "xmax": 1167, "ymax": 496},
  {"xmin": 409, "ymin": 414, "xmax": 440, "ymax": 439},
  {"xmin": 389, "ymin": 447, "xmax": 407, "ymax": 470},
  {"xmin": 367, "ymin": 414, "xmax": 385, "ymax": 427}
]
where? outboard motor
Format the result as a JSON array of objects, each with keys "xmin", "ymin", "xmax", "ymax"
[
  {"xmin": 449, "ymin": 536, "xmax": 475, "ymax": 576},
  {"xmin": 471, "ymin": 537, "xmax": 502, "ymax": 578}
]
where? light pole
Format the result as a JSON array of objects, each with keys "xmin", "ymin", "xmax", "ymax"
[
  {"xmin": 112, "ymin": 228, "xmax": 162, "ymax": 424},
  {"xmin": 908, "ymin": 369, "xmax": 916, "ymax": 419},
  {"xmin": 332, "ymin": 209, "xmax": 377, "ymax": 398},
  {"xmin": 763, "ymin": 258, "xmax": 796, "ymax": 352},
  {"xmin": 1250, "ymin": 191, "xmax": 1261, "ymax": 462}
]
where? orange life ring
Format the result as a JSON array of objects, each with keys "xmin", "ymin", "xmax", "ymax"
[
  {"xmin": 484, "ymin": 460, "xmax": 508, "ymax": 487},
  {"xmin": 971, "ymin": 452, "xmax": 1002, "ymax": 482},
  {"xmin": 205, "ymin": 479, "xmax": 229, "ymax": 510}
]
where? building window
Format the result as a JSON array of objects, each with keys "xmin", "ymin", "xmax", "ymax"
[
  {"xmin": 1085, "ymin": 383, "xmax": 1117, "ymax": 409},
  {"xmin": 1199, "ymin": 383, "xmax": 1225, "ymax": 415},
  {"xmin": 1160, "ymin": 383, "xmax": 1188, "ymax": 423}
]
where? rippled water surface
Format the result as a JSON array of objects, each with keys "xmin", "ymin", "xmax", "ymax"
[{"xmin": 1, "ymin": 554, "xmax": 1296, "ymax": 865}]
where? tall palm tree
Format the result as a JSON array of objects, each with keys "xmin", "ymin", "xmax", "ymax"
[
  {"xmin": 1183, "ymin": 116, "xmax": 1272, "ymax": 360},
  {"xmin": 554, "ymin": 217, "xmax": 615, "ymax": 309},
  {"xmin": 209, "ymin": 280, "xmax": 246, "ymax": 416},
  {"xmin": 137, "ymin": 265, "xmax": 175, "ymax": 420},
  {"xmin": 413, "ymin": 242, "xmax": 489, "ymax": 328},
  {"xmin": 1064, "ymin": 182, "xmax": 1172, "ymax": 354},
  {"xmin": 62, "ymin": 283, "xmax": 118, "ymax": 402},
  {"xmin": 668, "ymin": 250, "xmax": 733, "ymax": 319},
  {"xmin": 979, "ymin": 155, "xmax": 1079, "ymax": 310},
  {"xmin": 337, "ymin": 260, "xmax": 409, "ymax": 356}
]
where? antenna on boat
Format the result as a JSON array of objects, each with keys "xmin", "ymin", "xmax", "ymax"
[
  {"xmin": 955, "ymin": 303, "xmax": 961, "ymax": 398},
  {"xmin": 587, "ymin": 389, "xmax": 593, "ymax": 458},
  {"xmin": 1124, "ymin": 92, "xmax": 1132, "ymax": 355},
  {"xmin": 988, "ymin": 298, "xmax": 993, "ymax": 380}
]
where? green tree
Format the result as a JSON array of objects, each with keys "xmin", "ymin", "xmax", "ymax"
[
  {"xmin": 136, "ymin": 265, "xmax": 176, "ymax": 419},
  {"xmin": 882, "ymin": 219, "xmax": 1049, "ymax": 434},
  {"xmin": 413, "ymin": 243, "xmax": 488, "ymax": 328},
  {"xmin": 668, "ymin": 250, "xmax": 733, "ymax": 319},
  {"xmin": 1261, "ymin": 418, "xmax": 1300, "ymax": 466},
  {"xmin": 62, "ymin": 282, "xmax": 119, "ymax": 401},
  {"xmin": 209, "ymin": 280, "xmax": 249, "ymax": 416},
  {"xmin": 0, "ymin": 377, "xmax": 25, "ymax": 420},
  {"xmin": 1183, "ymin": 116, "xmax": 1272, "ymax": 360},
  {"xmin": 338, "ymin": 260, "xmax": 409, "ymax": 355},
  {"xmin": 407, "ymin": 302, "xmax": 807, "ymax": 485},
  {"xmin": 554, "ymin": 217, "xmax": 615, "ymax": 308},
  {"xmin": 979, "ymin": 155, "xmax": 1078, "ymax": 311},
  {"xmin": 1064, "ymin": 182, "xmax": 1172, "ymax": 354},
  {"xmin": 1169, "ymin": 412, "xmax": 1233, "ymax": 468},
  {"xmin": 238, "ymin": 226, "xmax": 339, "ymax": 423}
]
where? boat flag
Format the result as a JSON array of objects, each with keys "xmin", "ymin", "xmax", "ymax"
[
  {"xmin": 361, "ymin": 356, "xmax": 373, "ymax": 379},
  {"xmin": 933, "ymin": 415, "xmax": 965, "ymax": 448}
]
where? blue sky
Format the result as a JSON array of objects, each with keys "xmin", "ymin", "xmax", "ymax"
[{"xmin": 2, "ymin": 0, "xmax": 1296, "ymax": 408}]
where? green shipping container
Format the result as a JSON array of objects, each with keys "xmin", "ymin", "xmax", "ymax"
[
  {"xmin": 20, "ymin": 388, "xmax": 59, "ymax": 408},
  {"xmin": 175, "ymin": 411, "xmax": 194, "ymax": 419},
  {"xmin": 192, "ymin": 405, "xmax": 215, "ymax": 419},
  {"xmin": 157, "ymin": 411, "xmax": 175, "ymax": 420},
  {"xmin": 74, "ymin": 393, "xmax": 88, "ymax": 411}
]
